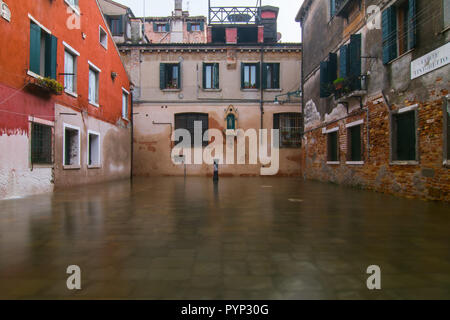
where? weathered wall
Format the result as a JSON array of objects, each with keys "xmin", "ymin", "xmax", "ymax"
[
  {"xmin": 144, "ymin": 17, "xmax": 207, "ymax": 44},
  {"xmin": 53, "ymin": 104, "xmax": 131, "ymax": 188},
  {"xmin": 299, "ymin": 0, "xmax": 450, "ymax": 201},
  {"xmin": 133, "ymin": 104, "xmax": 302, "ymax": 177}
]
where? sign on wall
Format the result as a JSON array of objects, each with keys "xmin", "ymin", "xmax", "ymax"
[
  {"xmin": 411, "ymin": 42, "xmax": 450, "ymax": 80},
  {"xmin": 1, "ymin": 1, "xmax": 11, "ymax": 22}
]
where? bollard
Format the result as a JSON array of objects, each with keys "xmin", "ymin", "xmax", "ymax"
[{"xmin": 213, "ymin": 159, "xmax": 219, "ymax": 182}]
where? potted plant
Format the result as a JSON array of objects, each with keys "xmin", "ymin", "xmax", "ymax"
[
  {"xmin": 333, "ymin": 77, "xmax": 345, "ymax": 90},
  {"xmin": 29, "ymin": 77, "xmax": 64, "ymax": 95}
]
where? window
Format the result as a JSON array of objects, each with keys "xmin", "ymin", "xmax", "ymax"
[
  {"xmin": 88, "ymin": 131, "xmax": 100, "ymax": 167},
  {"xmin": 160, "ymin": 63, "xmax": 181, "ymax": 90},
  {"xmin": 154, "ymin": 22, "xmax": 170, "ymax": 33},
  {"xmin": 174, "ymin": 113, "xmax": 209, "ymax": 147},
  {"xmin": 391, "ymin": 110, "xmax": 417, "ymax": 162},
  {"xmin": 382, "ymin": 0, "xmax": 416, "ymax": 64},
  {"xmin": 187, "ymin": 22, "xmax": 204, "ymax": 32},
  {"xmin": 319, "ymin": 53, "xmax": 337, "ymax": 97},
  {"xmin": 227, "ymin": 114, "xmax": 236, "ymax": 130},
  {"xmin": 241, "ymin": 63, "xmax": 260, "ymax": 89},
  {"xmin": 122, "ymin": 89, "xmax": 129, "ymax": 119},
  {"xmin": 29, "ymin": 20, "xmax": 57, "ymax": 78},
  {"xmin": 64, "ymin": 48, "xmax": 77, "ymax": 95},
  {"xmin": 445, "ymin": 0, "xmax": 450, "ymax": 28},
  {"xmin": 273, "ymin": 113, "xmax": 302, "ymax": 148},
  {"xmin": 63, "ymin": 124, "xmax": 80, "ymax": 167},
  {"xmin": 107, "ymin": 16, "xmax": 124, "ymax": 36},
  {"xmin": 31, "ymin": 123, "xmax": 52, "ymax": 164},
  {"xmin": 263, "ymin": 63, "xmax": 280, "ymax": 89},
  {"xmin": 338, "ymin": 34, "xmax": 362, "ymax": 92},
  {"xmin": 347, "ymin": 124, "xmax": 363, "ymax": 162},
  {"xmin": 443, "ymin": 96, "xmax": 449, "ymax": 163},
  {"xmin": 327, "ymin": 130, "xmax": 339, "ymax": 163},
  {"xmin": 88, "ymin": 62, "xmax": 100, "ymax": 106},
  {"xmin": 99, "ymin": 26, "xmax": 108, "ymax": 49},
  {"xmin": 203, "ymin": 63, "xmax": 219, "ymax": 89}
]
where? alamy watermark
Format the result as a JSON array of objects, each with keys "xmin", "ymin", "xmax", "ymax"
[{"xmin": 170, "ymin": 122, "xmax": 280, "ymax": 175}]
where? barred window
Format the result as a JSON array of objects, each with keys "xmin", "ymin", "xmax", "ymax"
[
  {"xmin": 175, "ymin": 113, "xmax": 209, "ymax": 147},
  {"xmin": 327, "ymin": 130, "xmax": 339, "ymax": 162},
  {"xmin": 273, "ymin": 113, "xmax": 302, "ymax": 148},
  {"xmin": 31, "ymin": 123, "xmax": 52, "ymax": 164}
]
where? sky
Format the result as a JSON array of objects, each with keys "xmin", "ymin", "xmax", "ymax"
[{"xmin": 114, "ymin": 0, "xmax": 304, "ymax": 43}]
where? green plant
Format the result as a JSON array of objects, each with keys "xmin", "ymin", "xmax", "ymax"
[
  {"xmin": 37, "ymin": 77, "xmax": 64, "ymax": 94},
  {"xmin": 333, "ymin": 77, "xmax": 345, "ymax": 85}
]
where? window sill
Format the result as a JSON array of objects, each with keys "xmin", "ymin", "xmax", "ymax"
[
  {"xmin": 63, "ymin": 165, "xmax": 81, "ymax": 170},
  {"xmin": 65, "ymin": 90, "xmax": 78, "ymax": 98},
  {"xmin": 64, "ymin": 0, "xmax": 80, "ymax": 16},
  {"xmin": 386, "ymin": 49, "xmax": 415, "ymax": 65},
  {"xmin": 88, "ymin": 165, "xmax": 102, "ymax": 169},
  {"xmin": 346, "ymin": 161, "xmax": 364, "ymax": 165},
  {"xmin": 241, "ymin": 88, "xmax": 259, "ymax": 92},
  {"xmin": 31, "ymin": 164, "xmax": 54, "ymax": 169},
  {"xmin": 162, "ymin": 89, "xmax": 181, "ymax": 92},
  {"xmin": 89, "ymin": 101, "xmax": 100, "ymax": 108},
  {"xmin": 27, "ymin": 70, "xmax": 42, "ymax": 79},
  {"xmin": 264, "ymin": 88, "xmax": 282, "ymax": 92},
  {"xmin": 327, "ymin": 161, "xmax": 340, "ymax": 165},
  {"xmin": 202, "ymin": 88, "xmax": 222, "ymax": 92},
  {"xmin": 390, "ymin": 161, "xmax": 419, "ymax": 166}
]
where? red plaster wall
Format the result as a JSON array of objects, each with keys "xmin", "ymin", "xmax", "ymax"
[
  {"xmin": 226, "ymin": 28, "xmax": 238, "ymax": 44},
  {"xmin": 0, "ymin": 0, "xmax": 131, "ymax": 135}
]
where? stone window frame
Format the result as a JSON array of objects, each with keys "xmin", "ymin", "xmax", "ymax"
[
  {"xmin": 345, "ymin": 119, "xmax": 365, "ymax": 165},
  {"xmin": 28, "ymin": 116, "xmax": 55, "ymax": 169},
  {"xmin": 443, "ymin": 95, "xmax": 450, "ymax": 166},
  {"xmin": 63, "ymin": 41, "xmax": 80, "ymax": 98},
  {"xmin": 87, "ymin": 130, "xmax": 101, "ymax": 169},
  {"xmin": 389, "ymin": 104, "xmax": 420, "ymax": 165},
  {"xmin": 63, "ymin": 123, "xmax": 81, "ymax": 170},
  {"xmin": 323, "ymin": 126, "xmax": 340, "ymax": 165}
]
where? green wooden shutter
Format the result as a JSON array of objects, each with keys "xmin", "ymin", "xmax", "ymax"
[
  {"xmin": 202, "ymin": 63, "xmax": 206, "ymax": 88},
  {"xmin": 349, "ymin": 34, "xmax": 362, "ymax": 91},
  {"xmin": 187, "ymin": 22, "xmax": 192, "ymax": 32},
  {"xmin": 262, "ymin": 63, "xmax": 268, "ymax": 89},
  {"xmin": 273, "ymin": 63, "xmax": 280, "ymax": 89},
  {"xmin": 382, "ymin": 6, "xmax": 397, "ymax": 64},
  {"xmin": 200, "ymin": 21, "xmax": 205, "ymax": 31},
  {"xmin": 407, "ymin": 0, "xmax": 416, "ymax": 50},
  {"xmin": 160, "ymin": 63, "xmax": 166, "ymax": 89},
  {"xmin": 255, "ymin": 62, "xmax": 261, "ymax": 89},
  {"xmin": 328, "ymin": 53, "xmax": 337, "ymax": 84},
  {"xmin": 165, "ymin": 23, "xmax": 171, "ymax": 32},
  {"xmin": 118, "ymin": 16, "xmax": 124, "ymax": 34},
  {"xmin": 45, "ymin": 34, "xmax": 57, "ymax": 79},
  {"xmin": 153, "ymin": 22, "xmax": 158, "ymax": 32},
  {"xmin": 330, "ymin": 0, "xmax": 336, "ymax": 17},
  {"xmin": 240, "ymin": 63, "xmax": 245, "ymax": 89},
  {"xmin": 213, "ymin": 63, "xmax": 219, "ymax": 89},
  {"xmin": 30, "ymin": 23, "xmax": 41, "ymax": 74},
  {"xmin": 177, "ymin": 63, "xmax": 181, "ymax": 89},
  {"xmin": 339, "ymin": 45, "xmax": 349, "ymax": 79},
  {"xmin": 320, "ymin": 61, "xmax": 330, "ymax": 98}
]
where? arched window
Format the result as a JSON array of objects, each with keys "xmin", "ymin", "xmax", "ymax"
[{"xmin": 226, "ymin": 114, "xmax": 236, "ymax": 130}]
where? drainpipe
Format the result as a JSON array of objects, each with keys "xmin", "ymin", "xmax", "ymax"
[
  {"xmin": 260, "ymin": 43, "xmax": 264, "ymax": 131},
  {"xmin": 130, "ymin": 90, "xmax": 134, "ymax": 181}
]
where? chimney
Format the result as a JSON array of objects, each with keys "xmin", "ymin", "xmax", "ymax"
[{"xmin": 174, "ymin": 0, "xmax": 182, "ymax": 16}]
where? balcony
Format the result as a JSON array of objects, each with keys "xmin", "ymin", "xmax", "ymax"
[{"xmin": 208, "ymin": 7, "xmax": 260, "ymax": 25}]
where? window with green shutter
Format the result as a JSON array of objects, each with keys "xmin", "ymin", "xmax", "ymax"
[
  {"xmin": 227, "ymin": 114, "xmax": 236, "ymax": 130},
  {"xmin": 320, "ymin": 53, "xmax": 337, "ymax": 98},
  {"xmin": 29, "ymin": 21, "xmax": 57, "ymax": 79},
  {"xmin": 203, "ymin": 63, "xmax": 219, "ymax": 89},
  {"xmin": 392, "ymin": 111, "xmax": 417, "ymax": 161},
  {"xmin": 349, "ymin": 33, "xmax": 362, "ymax": 91},
  {"xmin": 263, "ymin": 63, "xmax": 280, "ymax": 89},
  {"xmin": 160, "ymin": 63, "xmax": 181, "ymax": 90},
  {"xmin": 347, "ymin": 125, "xmax": 363, "ymax": 162}
]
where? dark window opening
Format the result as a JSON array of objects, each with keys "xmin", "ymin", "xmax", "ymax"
[
  {"xmin": 263, "ymin": 63, "xmax": 280, "ymax": 89},
  {"xmin": 175, "ymin": 113, "xmax": 209, "ymax": 147},
  {"xmin": 237, "ymin": 27, "xmax": 258, "ymax": 43},
  {"xmin": 446, "ymin": 98, "xmax": 450, "ymax": 161},
  {"xmin": 273, "ymin": 113, "xmax": 302, "ymax": 148},
  {"xmin": 64, "ymin": 127, "xmax": 79, "ymax": 166},
  {"xmin": 392, "ymin": 111, "xmax": 417, "ymax": 161},
  {"xmin": 107, "ymin": 16, "xmax": 124, "ymax": 36},
  {"xmin": 203, "ymin": 63, "xmax": 219, "ymax": 89},
  {"xmin": 211, "ymin": 27, "xmax": 226, "ymax": 43},
  {"xmin": 327, "ymin": 131, "xmax": 339, "ymax": 162},
  {"xmin": 88, "ymin": 133, "xmax": 100, "ymax": 166},
  {"xmin": 347, "ymin": 125, "xmax": 363, "ymax": 162},
  {"xmin": 160, "ymin": 63, "xmax": 181, "ymax": 90},
  {"xmin": 31, "ymin": 123, "xmax": 52, "ymax": 164}
]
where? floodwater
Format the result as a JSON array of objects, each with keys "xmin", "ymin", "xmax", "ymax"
[{"xmin": 0, "ymin": 177, "xmax": 449, "ymax": 300}]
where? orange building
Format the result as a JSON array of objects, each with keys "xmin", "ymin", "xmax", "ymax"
[{"xmin": 0, "ymin": 0, "xmax": 132, "ymax": 200}]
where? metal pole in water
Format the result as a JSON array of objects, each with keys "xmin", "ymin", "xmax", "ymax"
[{"xmin": 213, "ymin": 159, "xmax": 219, "ymax": 183}]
